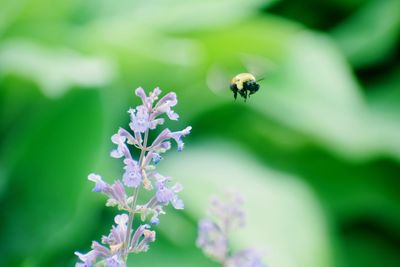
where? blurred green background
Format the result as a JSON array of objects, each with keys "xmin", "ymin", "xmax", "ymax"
[{"xmin": 1, "ymin": 0, "xmax": 400, "ymax": 266}]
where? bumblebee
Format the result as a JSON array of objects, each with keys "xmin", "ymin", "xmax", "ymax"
[{"xmin": 230, "ymin": 73, "xmax": 260, "ymax": 101}]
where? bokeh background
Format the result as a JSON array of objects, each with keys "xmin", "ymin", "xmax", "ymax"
[{"xmin": 1, "ymin": 0, "xmax": 400, "ymax": 266}]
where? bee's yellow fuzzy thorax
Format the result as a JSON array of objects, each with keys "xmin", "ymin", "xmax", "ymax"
[{"xmin": 231, "ymin": 73, "xmax": 256, "ymax": 90}]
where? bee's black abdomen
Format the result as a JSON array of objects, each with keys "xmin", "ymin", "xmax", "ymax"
[
  {"xmin": 244, "ymin": 80, "xmax": 260, "ymax": 95},
  {"xmin": 251, "ymin": 83, "xmax": 260, "ymax": 94}
]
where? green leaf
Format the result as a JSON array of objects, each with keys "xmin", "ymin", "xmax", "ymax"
[
  {"xmin": 331, "ymin": 0, "xmax": 400, "ymax": 68},
  {"xmin": 161, "ymin": 142, "xmax": 333, "ymax": 267},
  {"xmin": 0, "ymin": 89, "xmax": 104, "ymax": 266}
]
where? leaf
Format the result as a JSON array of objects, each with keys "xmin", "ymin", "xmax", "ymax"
[
  {"xmin": 0, "ymin": 39, "xmax": 116, "ymax": 98},
  {"xmin": 161, "ymin": 142, "xmax": 333, "ymax": 267},
  {"xmin": 0, "ymin": 89, "xmax": 105, "ymax": 266},
  {"xmin": 331, "ymin": 0, "xmax": 400, "ymax": 68}
]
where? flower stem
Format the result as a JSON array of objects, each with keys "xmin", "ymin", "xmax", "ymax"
[{"xmin": 124, "ymin": 130, "xmax": 149, "ymax": 259}]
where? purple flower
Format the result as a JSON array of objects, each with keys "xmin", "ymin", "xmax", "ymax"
[
  {"xmin": 150, "ymin": 216, "xmax": 160, "ymax": 225},
  {"xmin": 129, "ymin": 224, "xmax": 156, "ymax": 253},
  {"xmin": 152, "ymin": 153, "xmax": 162, "ymax": 164},
  {"xmin": 149, "ymin": 129, "xmax": 171, "ymax": 150},
  {"xmin": 76, "ymin": 215, "xmax": 129, "ymax": 267},
  {"xmin": 134, "ymin": 87, "xmax": 173, "ymax": 130},
  {"xmin": 169, "ymin": 126, "xmax": 192, "ymax": 151},
  {"xmin": 196, "ymin": 219, "xmax": 227, "ymax": 262},
  {"xmin": 75, "ymin": 250, "xmax": 97, "ymax": 267},
  {"xmin": 122, "ymin": 159, "xmax": 142, "ymax": 188},
  {"xmin": 154, "ymin": 175, "xmax": 184, "ymax": 209},
  {"xmin": 140, "ymin": 204, "xmax": 165, "ymax": 225},
  {"xmin": 111, "ymin": 132, "xmax": 131, "ymax": 159},
  {"xmin": 152, "ymin": 92, "xmax": 179, "ymax": 120},
  {"xmin": 149, "ymin": 118, "xmax": 165, "ymax": 129},
  {"xmin": 88, "ymin": 173, "xmax": 107, "ymax": 192},
  {"xmin": 105, "ymin": 181, "xmax": 128, "ymax": 208},
  {"xmin": 75, "ymin": 241, "xmax": 111, "ymax": 267},
  {"xmin": 135, "ymin": 87, "xmax": 149, "ymax": 108},
  {"xmin": 226, "ymin": 250, "xmax": 266, "ymax": 267},
  {"xmin": 78, "ymin": 87, "xmax": 190, "ymax": 266},
  {"xmin": 102, "ymin": 214, "xmax": 129, "ymax": 253},
  {"xmin": 149, "ymin": 87, "xmax": 162, "ymax": 104},
  {"xmin": 117, "ymin": 128, "xmax": 137, "ymax": 146},
  {"xmin": 149, "ymin": 126, "xmax": 192, "ymax": 152},
  {"xmin": 209, "ymin": 192, "xmax": 245, "ymax": 233},
  {"xmin": 128, "ymin": 105, "xmax": 151, "ymax": 133},
  {"xmin": 106, "ymin": 255, "xmax": 125, "ymax": 267},
  {"xmin": 197, "ymin": 193, "xmax": 266, "ymax": 266},
  {"xmin": 88, "ymin": 174, "xmax": 128, "ymax": 209},
  {"xmin": 91, "ymin": 241, "xmax": 111, "ymax": 258}
]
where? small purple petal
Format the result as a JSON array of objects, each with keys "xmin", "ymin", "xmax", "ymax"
[
  {"xmin": 209, "ymin": 192, "xmax": 245, "ymax": 232},
  {"xmin": 149, "ymin": 87, "xmax": 162, "ymax": 104},
  {"xmin": 155, "ymin": 187, "xmax": 174, "ymax": 203},
  {"xmin": 161, "ymin": 141, "xmax": 171, "ymax": 150},
  {"xmin": 91, "ymin": 241, "xmax": 110, "ymax": 258},
  {"xmin": 226, "ymin": 249, "xmax": 266, "ymax": 267},
  {"xmin": 152, "ymin": 92, "xmax": 179, "ymax": 120},
  {"xmin": 166, "ymin": 109, "xmax": 179, "ymax": 120},
  {"xmin": 130, "ymin": 224, "xmax": 156, "ymax": 253},
  {"xmin": 150, "ymin": 129, "xmax": 171, "ymax": 148},
  {"xmin": 171, "ymin": 196, "xmax": 184, "ymax": 209},
  {"xmin": 88, "ymin": 173, "xmax": 107, "ymax": 192},
  {"xmin": 196, "ymin": 219, "xmax": 227, "ymax": 262},
  {"xmin": 75, "ymin": 249, "xmax": 97, "ymax": 267},
  {"xmin": 122, "ymin": 159, "xmax": 142, "ymax": 188},
  {"xmin": 155, "ymin": 179, "xmax": 184, "ymax": 209},
  {"xmin": 149, "ymin": 118, "xmax": 165, "ymax": 129},
  {"xmin": 110, "ymin": 132, "xmax": 131, "ymax": 159},
  {"xmin": 150, "ymin": 216, "xmax": 160, "ymax": 225},
  {"xmin": 117, "ymin": 127, "xmax": 137, "ymax": 145},
  {"xmin": 152, "ymin": 153, "xmax": 162, "ymax": 164},
  {"xmin": 114, "ymin": 214, "xmax": 129, "ymax": 226},
  {"xmin": 135, "ymin": 87, "xmax": 148, "ymax": 107},
  {"xmin": 129, "ymin": 106, "xmax": 150, "ymax": 133},
  {"xmin": 108, "ymin": 180, "xmax": 127, "ymax": 204},
  {"xmin": 169, "ymin": 126, "xmax": 192, "ymax": 151},
  {"xmin": 155, "ymin": 92, "xmax": 177, "ymax": 110}
]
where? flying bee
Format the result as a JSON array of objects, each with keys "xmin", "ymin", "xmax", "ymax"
[
  {"xmin": 207, "ymin": 54, "xmax": 273, "ymax": 102},
  {"xmin": 230, "ymin": 73, "xmax": 262, "ymax": 101}
]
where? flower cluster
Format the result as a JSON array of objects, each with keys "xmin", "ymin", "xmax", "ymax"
[
  {"xmin": 197, "ymin": 192, "xmax": 266, "ymax": 267},
  {"xmin": 75, "ymin": 87, "xmax": 191, "ymax": 267}
]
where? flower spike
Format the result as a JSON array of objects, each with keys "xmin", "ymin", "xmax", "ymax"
[{"xmin": 76, "ymin": 87, "xmax": 191, "ymax": 266}]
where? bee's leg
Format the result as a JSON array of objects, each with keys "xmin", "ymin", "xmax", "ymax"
[
  {"xmin": 238, "ymin": 89, "xmax": 245, "ymax": 100},
  {"xmin": 242, "ymin": 82, "xmax": 250, "ymax": 102},
  {"xmin": 230, "ymin": 84, "xmax": 239, "ymax": 100}
]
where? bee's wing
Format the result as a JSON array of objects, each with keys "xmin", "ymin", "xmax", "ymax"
[
  {"xmin": 240, "ymin": 53, "xmax": 276, "ymax": 81},
  {"xmin": 206, "ymin": 64, "xmax": 232, "ymax": 96}
]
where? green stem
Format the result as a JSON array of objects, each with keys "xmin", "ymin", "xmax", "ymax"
[{"xmin": 123, "ymin": 129, "xmax": 149, "ymax": 260}]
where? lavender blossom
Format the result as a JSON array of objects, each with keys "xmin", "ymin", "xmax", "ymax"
[
  {"xmin": 209, "ymin": 192, "xmax": 245, "ymax": 233},
  {"xmin": 197, "ymin": 219, "xmax": 228, "ymax": 262},
  {"xmin": 197, "ymin": 192, "xmax": 266, "ymax": 267},
  {"xmin": 130, "ymin": 224, "xmax": 156, "ymax": 253},
  {"xmin": 88, "ymin": 174, "xmax": 128, "ymax": 209},
  {"xmin": 122, "ymin": 159, "xmax": 142, "ymax": 188},
  {"xmin": 76, "ymin": 87, "xmax": 191, "ymax": 267},
  {"xmin": 154, "ymin": 174, "xmax": 184, "ymax": 209},
  {"xmin": 226, "ymin": 250, "xmax": 266, "ymax": 267},
  {"xmin": 128, "ymin": 105, "xmax": 150, "ymax": 133}
]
